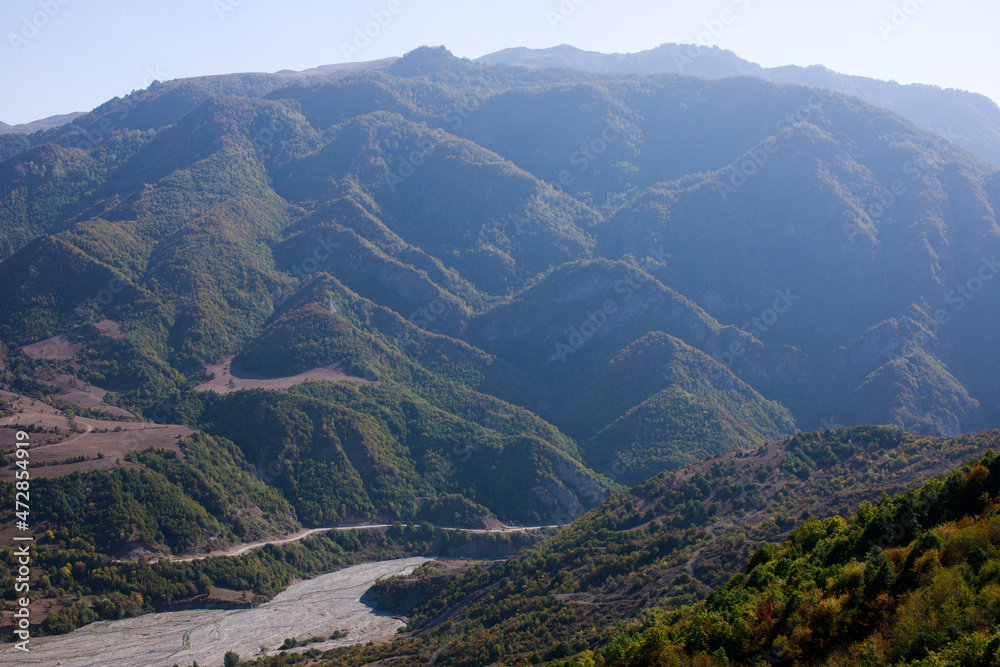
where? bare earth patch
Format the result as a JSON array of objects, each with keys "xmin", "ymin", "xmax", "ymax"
[
  {"xmin": 94, "ymin": 319, "xmax": 125, "ymax": 340},
  {"xmin": 195, "ymin": 356, "xmax": 378, "ymax": 395},
  {"xmin": 20, "ymin": 319, "xmax": 125, "ymax": 360},
  {"xmin": 33, "ymin": 371, "xmax": 137, "ymax": 420},
  {"xmin": 0, "ymin": 392, "xmax": 192, "ymax": 481},
  {"xmin": 20, "ymin": 334, "xmax": 82, "ymax": 360},
  {"xmin": 16, "ymin": 557, "xmax": 433, "ymax": 667},
  {"xmin": 0, "ymin": 391, "xmax": 75, "ymax": 432}
]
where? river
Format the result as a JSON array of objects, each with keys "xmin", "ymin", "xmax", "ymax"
[{"xmin": 4, "ymin": 557, "xmax": 432, "ymax": 667}]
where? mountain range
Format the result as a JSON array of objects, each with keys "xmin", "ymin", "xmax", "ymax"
[
  {"xmin": 0, "ymin": 112, "xmax": 85, "ymax": 135},
  {"xmin": 10, "ymin": 42, "xmax": 1000, "ymax": 169},
  {"xmin": 479, "ymin": 43, "xmax": 1000, "ymax": 168},
  {"xmin": 2, "ymin": 45, "xmax": 1000, "ymax": 656},
  {"xmin": 1, "ymin": 45, "xmax": 999, "ymax": 520}
]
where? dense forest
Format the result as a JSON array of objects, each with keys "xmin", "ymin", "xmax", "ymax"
[
  {"xmin": 233, "ymin": 428, "xmax": 1000, "ymax": 666},
  {"xmin": 1, "ymin": 44, "xmax": 999, "ymax": 661}
]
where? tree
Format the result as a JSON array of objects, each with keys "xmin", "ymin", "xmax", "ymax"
[{"xmin": 224, "ymin": 651, "xmax": 241, "ymax": 667}]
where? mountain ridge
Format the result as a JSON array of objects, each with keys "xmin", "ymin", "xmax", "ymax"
[
  {"xmin": 0, "ymin": 111, "xmax": 85, "ymax": 135},
  {"xmin": 479, "ymin": 43, "xmax": 1000, "ymax": 167},
  {"xmin": 3, "ymin": 48, "xmax": 1000, "ymax": 650}
]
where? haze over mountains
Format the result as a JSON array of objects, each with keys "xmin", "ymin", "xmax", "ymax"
[
  {"xmin": 3, "ymin": 41, "xmax": 1000, "ymax": 664},
  {"xmin": 0, "ymin": 112, "xmax": 86, "ymax": 135},
  {"xmin": 8, "ymin": 42, "xmax": 1000, "ymax": 168},
  {"xmin": 480, "ymin": 43, "xmax": 1000, "ymax": 167},
  {"xmin": 2, "ymin": 45, "xmax": 999, "ymax": 515}
]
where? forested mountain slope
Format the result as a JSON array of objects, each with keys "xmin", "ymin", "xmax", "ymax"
[
  {"xmin": 259, "ymin": 427, "xmax": 1000, "ymax": 666},
  {"xmin": 481, "ymin": 43, "xmax": 1000, "ymax": 166},
  {"xmin": 1, "ymin": 45, "xmax": 999, "ymax": 533}
]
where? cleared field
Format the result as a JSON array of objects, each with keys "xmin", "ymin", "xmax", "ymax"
[
  {"xmin": 8, "ymin": 557, "xmax": 432, "ymax": 667},
  {"xmin": 94, "ymin": 319, "xmax": 125, "ymax": 339},
  {"xmin": 195, "ymin": 356, "xmax": 377, "ymax": 395},
  {"xmin": 34, "ymin": 371, "xmax": 137, "ymax": 419},
  {"xmin": 20, "ymin": 320, "xmax": 124, "ymax": 361},
  {"xmin": 0, "ymin": 392, "xmax": 192, "ymax": 481},
  {"xmin": 20, "ymin": 334, "xmax": 82, "ymax": 360}
]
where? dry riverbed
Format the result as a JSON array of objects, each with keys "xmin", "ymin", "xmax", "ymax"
[{"xmin": 5, "ymin": 558, "xmax": 432, "ymax": 667}]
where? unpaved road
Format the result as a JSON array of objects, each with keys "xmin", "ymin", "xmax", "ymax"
[
  {"xmin": 165, "ymin": 524, "xmax": 559, "ymax": 563},
  {"xmin": 7, "ymin": 558, "xmax": 432, "ymax": 667}
]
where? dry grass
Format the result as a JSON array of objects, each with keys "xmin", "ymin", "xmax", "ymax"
[
  {"xmin": 195, "ymin": 356, "xmax": 378, "ymax": 395},
  {"xmin": 0, "ymin": 391, "xmax": 192, "ymax": 480},
  {"xmin": 20, "ymin": 319, "xmax": 124, "ymax": 361},
  {"xmin": 34, "ymin": 371, "xmax": 137, "ymax": 419},
  {"xmin": 20, "ymin": 334, "xmax": 82, "ymax": 360}
]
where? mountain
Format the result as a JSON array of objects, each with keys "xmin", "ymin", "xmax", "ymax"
[
  {"xmin": 0, "ymin": 112, "xmax": 85, "ymax": 134},
  {"xmin": 479, "ymin": 44, "xmax": 1000, "ymax": 167},
  {"xmin": 1, "ymin": 47, "xmax": 998, "ymax": 485},
  {"xmin": 1, "ymin": 45, "xmax": 1000, "ymax": 648},
  {"xmin": 479, "ymin": 43, "xmax": 765, "ymax": 78},
  {"xmin": 447, "ymin": 67, "xmax": 999, "ymax": 435},
  {"xmin": 310, "ymin": 427, "xmax": 1000, "ymax": 666},
  {"xmin": 464, "ymin": 260, "xmax": 800, "ymax": 483}
]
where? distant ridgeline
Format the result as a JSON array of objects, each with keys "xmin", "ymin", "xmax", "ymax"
[
  {"xmin": 1, "ymin": 46, "xmax": 1000, "ymax": 655},
  {"xmin": 0, "ymin": 46, "xmax": 998, "ymax": 566}
]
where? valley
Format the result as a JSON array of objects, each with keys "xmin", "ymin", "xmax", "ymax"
[
  {"xmin": 164, "ymin": 523, "xmax": 556, "ymax": 564},
  {"xmin": 5, "ymin": 557, "xmax": 431, "ymax": 667},
  {"xmin": 1, "ymin": 38, "xmax": 999, "ymax": 667}
]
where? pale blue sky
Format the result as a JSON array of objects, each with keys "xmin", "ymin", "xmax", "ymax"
[{"xmin": 1, "ymin": 0, "xmax": 998, "ymax": 125}]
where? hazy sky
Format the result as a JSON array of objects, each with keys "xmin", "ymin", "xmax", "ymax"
[{"xmin": 2, "ymin": 0, "xmax": 998, "ymax": 125}]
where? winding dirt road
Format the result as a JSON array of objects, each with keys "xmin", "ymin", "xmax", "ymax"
[{"xmin": 165, "ymin": 523, "xmax": 561, "ymax": 563}]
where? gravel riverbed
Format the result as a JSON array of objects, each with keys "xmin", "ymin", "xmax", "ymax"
[{"xmin": 5, "ymin": 557, "xmax": 432, "ymax": 667}]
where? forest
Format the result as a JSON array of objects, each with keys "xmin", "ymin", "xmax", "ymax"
[{"xmin": 1, "ymin": 44, "xmax": 999, "ymax": 663}]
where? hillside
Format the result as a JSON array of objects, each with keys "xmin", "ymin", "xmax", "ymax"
[
  {"xmin": 285, "ymin": 427, "xmax": 1000, "ymax": 666},
  {"xmin": 599, "ymin": 447, "xmax": 1000, "ymax": 666},
  {"xmin": 2, "ymin": 47, "xmax": 1000, "ymax": 648},
  {"xmin": 0, "ymin": 47, "xmax": 997, "ymax": 511},
  {"xmin": 480, "ymin": 44, "xmax": 1000, "ymax": 167}
]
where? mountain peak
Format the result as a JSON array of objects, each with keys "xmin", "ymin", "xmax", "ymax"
[{"xmin": 395, "ymin": 45, "xmax": 457, "ymax": 68}]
